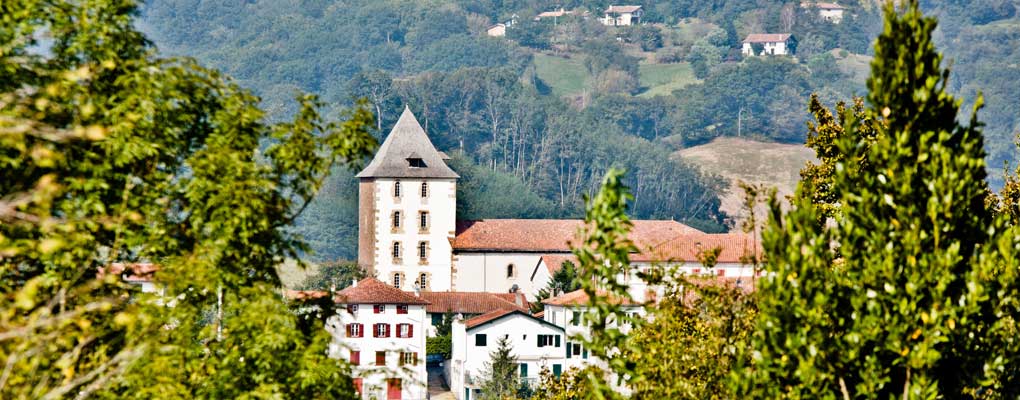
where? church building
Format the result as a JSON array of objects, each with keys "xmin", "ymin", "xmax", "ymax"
[{"xmin": 357, "ymin": 107, "xmax": 758, "ymax": 300}]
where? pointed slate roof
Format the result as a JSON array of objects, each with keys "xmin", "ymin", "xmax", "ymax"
[{"xmin": 356, "ymin": 107, "xmax": 459, "ymax": 179}]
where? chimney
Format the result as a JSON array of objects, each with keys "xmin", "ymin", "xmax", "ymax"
[
  {"xmin": 514, "ymin": 293, "xmax": 524, "ymax": 308},
  {"xmin": 414, "ymin": 287, "xmax": 421, "ymax": 297},
  {"xmin": 352, "ymin": 279, "xmax": 358, "ymax": 288}
]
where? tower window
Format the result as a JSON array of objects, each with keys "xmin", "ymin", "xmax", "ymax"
[
  {"xmin": 507, "ymin": 264, "xmax": 515, "ymax": 278},
  {"xmin": 419, "ymin": 211, "xmax": 429, "ymax": 229},
  {"xmin": 393, "ymin": 273, "xmax": 401, "ymax": 288},
  {"xmin": 418, "ymin": 241, "xmax": 427, "ymax": 260},
  {"xmin": 419, "ymin": 273, "xmax": 427, "ymax": 290},
  {"xmin": 408, "ymin": 158, "xmax": 426, "ymax": 168},
  {"xmin": 392, "ymin": 211, "xmax": 401, "ymax": 228},
  {"xmin": 392, "ymin": 242, "xmax": 401, "ymax": 259},
  {"xmin": 421, "ymin": 182, "xmax": 428, "ymax": 197},
  {"xmin": 394, "ymin": 181, "xmax": 401, "ymax": 197}
]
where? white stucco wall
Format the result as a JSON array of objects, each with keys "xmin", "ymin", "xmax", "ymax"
[
  {"xmin": 449, "ymin": 315, "xmax": 565, "ymax": 399},
  {"xmin": 373, "ymin": 178, "xmax": 457, "ymax": 292},
  {"xmin": 327, "ymin": 303, "xmax": 429, "ymax": 400},
  {"xmin": 820, "ymin": 8, "xmax": 844, "ymax": 23},
  {"xmin": 452, "ymin": 252, "xmax": 544, "ymax": 298},
  {"xmin": 742, "ymin": 41, "xmax": 789, "ymax": 56}
]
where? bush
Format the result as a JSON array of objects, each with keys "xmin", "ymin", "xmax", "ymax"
[{"xmin": 427, "ymin": 335, "xmax": 452, "ymax": 359}]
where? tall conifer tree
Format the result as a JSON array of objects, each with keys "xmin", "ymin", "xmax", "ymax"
[{"xmin": 737, "ymin": 0, "xmax": 1020, "ymax": 397}]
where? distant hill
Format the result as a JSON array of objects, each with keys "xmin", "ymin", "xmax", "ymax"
[{"xmin": 677, "ymin": 137, "xmax": 816, "ymax": 224}]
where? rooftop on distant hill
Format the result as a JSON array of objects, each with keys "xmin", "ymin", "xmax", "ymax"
[{"xmin": 743, "ymin": 33, "xmax": 793, "ymax": 43}]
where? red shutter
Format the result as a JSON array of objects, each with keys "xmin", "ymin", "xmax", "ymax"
[
  {"xmin": 346, "ymin": 324, "xmax": 352, "ymax": 337},
  {"xmin": 350, "ymin": 351, "xmax": 360, "ymax": 365},
  {"xmin": 346, "ymin": 304, "xmax": 353, "ymax": 313},
  {"xmin": 408, "ymin": 324, "xmax": 414, "ymax": 338},
  {"xmin": 717, "ymin": 269, "xmax": 726, "ymax": 277},
  {"xmin": 356, "ymin": 323, "xmax": 363, "ymax": 338},
  {"xmin": 386, "ymin": 324, "xmax": 392, "ymax": 337},
  {"xmin": 373, "ymin": 324, "xmax": 379, "ymax": 338},
  {"xmin": 413, "ymin": 352, "xmax": 419, "ymax": 366},
  {"xmin": 353, "ymin": 378, "xmax": 362, "ymax": 395}
]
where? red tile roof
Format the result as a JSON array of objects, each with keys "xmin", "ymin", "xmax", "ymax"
[
  {"xmin": 743, "ymin": 33, "xmax": 793, "ymax": 43},
  {"xmin": 100, "ymin": 263, "xmax": 158, "ymax": 282},
  {"xmin": 453, "ymin": 219, "xmax": 700, "ymax": 252},
  {"xmin": 284, "ymin": 290, "xmax": 329, "ymax": 300},
  {"xmin": 541, "ymin": 289, "xmax": 640, "ymax": 306},
  {"xmin": 335, "ymin": 277, "xmax": 430, "ymax": 305},
  {"xmin": 419, "ymin": 291, "xmax": 528, "ymax": 314},
  {"xmin": 465, "ymin": 309, "xmax": 518, "ymax": 328},
  {"xmin": 632, "ymin": 232, "xmax": 762, "ymax": 264},
  {"xmin": 606, "ymin": 5, "xmax": 642, "ymax": 13}
]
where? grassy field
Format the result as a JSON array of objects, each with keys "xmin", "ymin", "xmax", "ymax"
[
  {"xmin": 833, "ymin": 49, "xmax": 872, "ymax": 84},
  {"xmin": 677, "ymin": 137, "xmax": 815, "ymax": 224},
  {"xmin": 533, "ymin": 53, "xmax": 589, "ymax": 97},
  {"xmin": 637, "ymin": 62, "xmax": 699, "ymax": 97}
]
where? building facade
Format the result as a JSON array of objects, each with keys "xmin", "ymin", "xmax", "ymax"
[
  {"xmin": 741, "ymin": 33, "xmax": 794, "ymax": 56},
  {"xmin": 601, "ymin": 5, "xmax": 643, "ymax": 26},
  {"xmin": 449, "ymin": 309, "xmax": 566, "ymax": 400},
  {"xmin": 328, "ymin": 278, "xmax": 430, "ymax": 400}
]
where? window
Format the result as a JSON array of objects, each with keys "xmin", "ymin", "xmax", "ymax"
[
  {"xmin": 520, "ymin": 363, "xmax": 528, "ymax": 378},
  {"xmin": 397, "ymin": 305, "xmax": 408, "ymax": 314},
  {"xmin": 399, "ymin": 352, "xmax": 418, "ymax": 366},
  {"xmin": 397, "ymin": 323, "xmax": 413, "ymax": 338},
  {"xmin": 419, "ymin": 211, "xmax": 428, "ymax": 229},
  {"xmin": 392, "ymin": 273, "xmax": 401, "ymax": 288},
  {"xmin": 353, "ymin": 378, "xmax": 363, "ymax": 395},
  {"xmin": 374, "ymin": 304, "xmax": 386, "ymax": 314},
  {"xmin": 375, "ymin": 351, "xmax": 386, "ymax": 366},
  {"xmin": 553, "ymin": 364, "xmax": 562, "ymax": 377},
  {"xmin": 506, "ymin": 264, "xmax": 515, "ymax": 278},
  {"xmin": 418, "ymin": 241, "xmax": 427, "ymax": 260},
  {"xmin": 392, "ymin": 242, "xmax": 401, "ymax": 259},
  {"xmin": 392, "ymin": 211, "xmax": 401, "ymax": 228},
  {"xmin": 692, "ymin": 268, "xmax": 701, "ymax": 275},
  {"xmin": 571, "ymin": 311, "xmax": 580, "ymax": 326},
  {"xmin": 346, "ymin": 304, "xmax": 358, "ymax": 314},
  {"xmin": 346, "ymin": 323, "xmax": 364, "ymax": 338},
  {"xmin": 421, "ymin": 182, "xmax": 428, "ymax": 197},
  {"xmin": 394, "ymin": 181, "xmax": 401, "ymax": 197},
  {"xmin": 572, "ymin": 343, "xmax": 581, "ymax": 356},
  {"xmin": 374, "ymin": 323, "xmax": 390, "ymax": 338},
  {"xmin": 717, "ymin": 268, "xmax": 726, "ymax": 277},
  {"xmin": 408, "ymin": 158, "xmax": 426, "ymax": 168},
  {"xmin": 350, "ymin": 350, "xmax": 360, "ymax": 366},
  {"xmin": 475, "ymin": 334, "xmax": 487, "ymax": 346},
  {"xmin": 419, "ymin": 273, "xmax": 427, "ymax": 290},
  {"xmin": 538, "ymin": 334, "xmax": 561, "ymax": 348}
]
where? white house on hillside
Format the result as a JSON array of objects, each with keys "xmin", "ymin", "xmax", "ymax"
[
  {"xmin": 801, "ymin": 2, "xmax": 846, "ymax": 23},
  {"xmin": 327, "ymin": 277, "xmax": 430, "ymax": 400},
  {"xmin": 742, "ymin": 33, "xmax": 794, "ymax": 56},
  {"xmin": 601, "ymin": 5, "xmax": 642, "ymax": 26},
  {"xmin": 486, "ymin": 23, "xmax": 506, "ymax": 37},
  {"xmin": 449, "ymin": 309, "xmax": 565, "ymax": 400}
]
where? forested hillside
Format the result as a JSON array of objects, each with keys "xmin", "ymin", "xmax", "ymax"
[{"xmin": 140, "ymin": 0, "xmax": 1020, "ymax": 261}]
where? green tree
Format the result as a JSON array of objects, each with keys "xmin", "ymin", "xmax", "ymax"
[
  {"xmin": 736, "ymin": 0, "xmax": 1020, "ymax": 397},
  {"xmin": 0, "ymin": 0, "xmax": 375, "ymax": 398},
  {"xmin": 799, "ymin": 94, "xmax": 879, "ymax": 221},
  {"xmin": 478, "ymin": 335, "xmax": 520, "ymax": 400},
  {"xmin": 298, "ymin": 260, "xmax": 365, "ymax": 291}
]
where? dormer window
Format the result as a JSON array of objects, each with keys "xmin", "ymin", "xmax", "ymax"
[{"xmin": 408, "ymin": 158, "xmax": 426, "ymax": 168}]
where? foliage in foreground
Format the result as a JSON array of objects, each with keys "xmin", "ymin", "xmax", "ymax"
[
  {"xmin": 737, "ymin": 0, "xmax": 1020, "ymax": 397},
  {"xmin": 0, "ymin": 0, "xmax": 375, "ymax": 398}
]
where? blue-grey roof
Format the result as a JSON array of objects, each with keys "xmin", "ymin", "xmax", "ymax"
[{"xmin": 356, "ymin": 107, "xmax": 459, "ymax": 179}]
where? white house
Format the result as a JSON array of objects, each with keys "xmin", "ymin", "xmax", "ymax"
[
  {"xmin": 801, "ymin": 2, "xmax": 846, "ymax": 23},
  {"xmin": 449, "ymin": 309, "xmax": 566, "ymax": 400},
  {"xmin": 327, "ymin": 277, "xmax": 430, "ymax": 400},
  {"xmin": 486, "ymin": 24, "xmax": 506, "ymax": 37},
  {"xmin": 541, "ymin": 289, "xmax": 644, "ymax": 371},
  {"xmin": 742, "ymin": 33, "xmax": 794, "ymax": 56},
  {"xmin": 601, "ymin": 5, "xmax": 642, "ymax": 26}
]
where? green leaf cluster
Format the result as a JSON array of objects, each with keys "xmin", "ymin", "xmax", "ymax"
[{"xmin": 1, "ymin": 0, "xmax": 375, "ymax": 397}]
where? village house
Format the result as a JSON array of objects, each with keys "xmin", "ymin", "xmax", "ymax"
[
  {"xmin": 534, "ymin": 8, "xmax": 573, "ymax": 22},
  {"xmin": 448, "ymin": 309, "xmax": 565, "ymax": 400},
  {"xmin": 801, "ymin": 2, "xmax": 846, "ymax": 23},
  {"xmin": 601, "ymin": 5, "xmax": 642, "ymax": 26},
  {"xmin": 742, "ymin": 33, "xmax": 795, "ymax": 56},
  {"xmin": 357, "ymin": 107, "xmax": 741, "ymax": 300},
  {"xmin": 486, "ymin": 23, "xmax": 505, "ymax": 37},
  {"xmin": 541, "ymin": 289, "xmax": 644, "ymax": 371},
  {"xmin": 419, "ymin": 291, "xmax": 529, "ymax": 336},
  {"xmin": 327, "ymin": 277, "xmax": 430, "ymax": 400}
]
